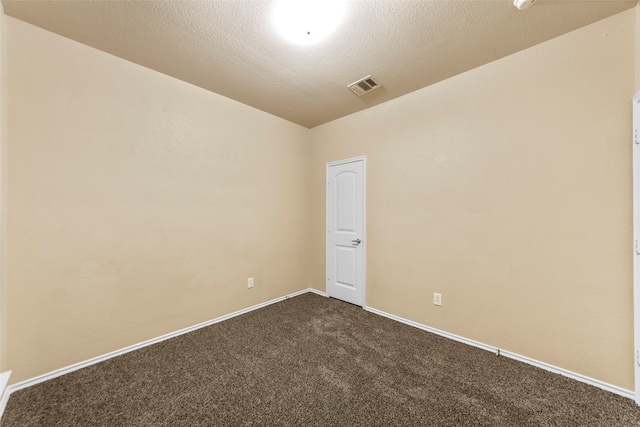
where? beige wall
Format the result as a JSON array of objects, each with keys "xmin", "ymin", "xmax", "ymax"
[
  {"xmin": 4, "ymin": 17, "xmax": 311, "ymax": 384},
  {"xmin": 310, "ymin": 10, "xmax": 635, "ymax": 390}
]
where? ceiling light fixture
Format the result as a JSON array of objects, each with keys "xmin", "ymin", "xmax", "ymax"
[
  {"xmin": 513, "ymin": 0, "xmax": 537, "ymax": 10},
  {"xmin": 273, "ymin": 0, "xmax": 345, "ymax": 45}
]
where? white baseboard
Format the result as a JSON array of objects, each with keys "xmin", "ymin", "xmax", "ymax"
[
  {"xmin": 0, "ymin": 289, "xmax": 633, "ymax": 422},
  {"xmin": 307, "ymin": 288, "xmax": 328, "ymax": 297},
  {"xmin": 0, "ymin": 288, "xmax": 314, "ymax": 420},
  {"xmin": 364, "ymin": 305, "xmax": 634, "ymax": 400}
]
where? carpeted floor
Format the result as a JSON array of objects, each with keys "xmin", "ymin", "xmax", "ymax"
[{"xmin": 2, "ymin": 293, "xmax": 640, "ymax": 426}]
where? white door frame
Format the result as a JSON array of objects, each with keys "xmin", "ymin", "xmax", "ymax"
[
  {"xmin": 633, "ymin": 92, "xmax": 640, "ymax": 404},
  {"xmin": 326, "ymin": 155, "xmax": 367, "ymax": 307}
]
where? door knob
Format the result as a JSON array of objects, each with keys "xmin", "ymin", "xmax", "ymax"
[{"xmin": 352, "ymin": 238, "xmax": 361, "ymax": 246}]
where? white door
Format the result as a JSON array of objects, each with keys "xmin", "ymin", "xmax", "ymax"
[
  {"xmin": 326, "ymin": 157, "xmax": 366, "ymax": 306},
  {"xmin": 633, "ymin": 92, "xmax": 640, "ymax": 405}
]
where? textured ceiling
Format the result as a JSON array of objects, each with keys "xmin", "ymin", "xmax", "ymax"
[{"xmin": 2, "ymin": 0, "xmax": 637, "ymax": 128}]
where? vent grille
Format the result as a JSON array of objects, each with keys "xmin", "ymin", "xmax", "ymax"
[{"xmin": 348, "ymin": 75, "xmax": 381, "ymax": 96}]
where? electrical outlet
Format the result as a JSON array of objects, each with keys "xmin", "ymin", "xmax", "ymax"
[
  {"xmin": 434, "ymin": 293, "xmax": 442, "ymax": 306},
  {"xmin": 248, "ymin": 277, "xmax": 254, "ymax": 289}
]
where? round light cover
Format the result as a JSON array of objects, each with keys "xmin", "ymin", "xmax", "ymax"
[
  {"xmin": 513, "ymin": 0, "xmax": 537, "ymax": 10},
  {"xmin": 274, "ymin": 0, "xmax": 345, "ymax": 45}
]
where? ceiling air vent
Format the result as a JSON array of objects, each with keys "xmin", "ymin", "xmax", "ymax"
[{"xmin": 347, "ymin": 75, "xmax": 381, "ymax": 96}]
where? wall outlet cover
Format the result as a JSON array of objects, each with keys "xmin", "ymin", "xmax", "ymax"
[{"xmin": 434, "ymin": 293, "xmax": 442, "ymax": 306}]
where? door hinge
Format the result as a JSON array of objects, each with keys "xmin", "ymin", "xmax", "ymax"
[
  {"xmin": 636, "ymin": 240, "xmax": 640, "ymax": 255},
  {"xmin": 636, "ymin": 350, "xmax": 640, "ymax": 366},
  {"xmin": 635, "ymin": 129, "xmax": 639, "ymax": 145}
]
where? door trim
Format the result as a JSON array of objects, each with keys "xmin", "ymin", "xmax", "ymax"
[
  {"xmin": 633, "ymin": 92, "xmax": 640, "ymax": 404},
  {"xmin": 326, "ymin": 155, "xmax": 367, "ymax": 307}
]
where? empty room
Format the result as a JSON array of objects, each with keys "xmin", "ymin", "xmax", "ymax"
[{"xmin": 1, "ymin": 0, "xmax": 640, "ymax": 425}]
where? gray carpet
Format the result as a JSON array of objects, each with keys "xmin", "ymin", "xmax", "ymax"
[{"xmin": 2, "ymin": 293, "xmax": 640, "ymax": 426}]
